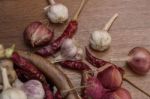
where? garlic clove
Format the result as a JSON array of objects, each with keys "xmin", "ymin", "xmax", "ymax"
[
  {"xmin": 24, "ymin": 21, "xmax": 53, "ymax": 47},
  {"xmin": 90, "ymin": 30, "xmax": 111, "ymax": 51},
  {"xmin": 47, "ymin": 4, "xmax": 69, "ymax": 23}
]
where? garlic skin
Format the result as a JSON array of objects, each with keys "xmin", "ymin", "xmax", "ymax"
[
  {"xmin": 61, "ymin": 39, "xmax": 78, "ymax": 59},
  {"xmin": 0, "ymin": 88, "xmax": 27, "ymax": 99},
  {"xmin": 90, "ymin": 30, "xmax": 111, "ymax": 51},
  {"xmin": 47, "ymin": 4, "xmax": 69, "ymax": 23},
  {"xmin": 22, "ymin": 80, "xmax": 45, "ymax": 99},
  {"xmin": 0, "ymin": 67, "xmax": 27, "ymax": 99}
]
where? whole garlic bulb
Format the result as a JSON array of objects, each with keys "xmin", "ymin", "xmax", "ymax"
[
  {"xmin": 61, "ymin": 39, "xmax": 78, "ymax": 59},
  {"xmin": 22, "ymin": 80, "xmax": 45, "ymax": 99},
  {"xmin": 90, "ymin": 30, "xmax": 111, "ymax": 51},
  {"xmin": 46, "ymin": 0, "xmax": 69, "ymax": 23},
  {"xmin": 89, "ymin": 13, "xmax": 118, "ymax": 51},
  {"xmin": 0, "ymin": 67, "xmax": 27, "ymax": 99}
]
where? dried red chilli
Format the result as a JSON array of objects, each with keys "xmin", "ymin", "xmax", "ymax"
[
  {"xmin": 85, "ymin": 48, "xmax": 108, "ymax": 68},
  {"xmin": 36, "ymin": 21, "xmax": 78, "ymax": 56},
  {"xmin": 12, "ymin": 52, "xmax": 54, "ymax": 99},
  {"xmin": 12, "ymin": 52, "xmax": 46, "ymax": 83},
  {"xmin": 59, "ymin": 60, "xmax": 91, "ymax": 71},
  {"xmin": 54, "ymin": 91, "xmax": 62, "ymax": 99}
]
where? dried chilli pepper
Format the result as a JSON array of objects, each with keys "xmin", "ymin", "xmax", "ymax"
[
  {"xmin": 12, "ymin": 52, "xmax": 54, "ymax": 99},
  {"xmin": 85, "ymin": 48, "xmax": 108, "ymax": 68},
  {"xmin": 59, "ymin": 60, "xmax": 91, "ymax": 71}
]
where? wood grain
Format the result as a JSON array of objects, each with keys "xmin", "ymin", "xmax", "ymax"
[{"xmin": 0, "ymin": 0, "xmax": 150, "ymax": 99}]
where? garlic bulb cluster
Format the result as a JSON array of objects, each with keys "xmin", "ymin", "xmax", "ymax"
[
  {"xmin": 45, "ymin": 0, "xmax": 69, "ymax": 23},
  {"xmin": 90, "ymin": 30, "xmax": 111, "ymax": 51},
  {"xmin": 89, "ymin": 13, "xmax": 118, "ymax": 51},
  {"xmin": 0, "ymin": 67, "xmax": 27, "ymax": 99}
]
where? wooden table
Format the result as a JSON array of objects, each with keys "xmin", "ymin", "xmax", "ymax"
[{"xmin": 0, "ymin": 0, "xmax": 150, "ymax": 98}]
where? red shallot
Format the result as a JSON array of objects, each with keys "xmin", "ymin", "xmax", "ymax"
[{"xmin": 24, "ymin": 21, "xmax": 53, "ymax": 47}]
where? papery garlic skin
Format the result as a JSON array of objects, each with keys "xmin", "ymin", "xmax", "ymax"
[
  {"xmin": 90, "ymin": 30, "xmax": 111, "ymax": 51},
  {"xmin": 22, "ymin": 80, "xmax": 45, "ymax": 99},
  {"xmin": 0, "ymin": 88, "xmax": 27, "ymax": 99},
  {"xmin": 61, "ymin": 39, "xmax": 77, "ymax": 59},
  {"xmin": 47, "ymin": 4, "xmax": 69, "ymax": 23}
]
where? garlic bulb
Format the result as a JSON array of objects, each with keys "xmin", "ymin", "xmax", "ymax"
[
  {"xmin": 90, "ymin": 30, "xmax": 111, "ymax": 51},
  {"xmin": 22, "ymin": 80, "xmax": 45, "ymax": 99},
  {"xmin": 45, "ymin": 0, "xmax": 68, "ymax": 23},
  {"xmin": 90, "ymin": 13, "xmax": 118, "ymax": 51},
  {"xmin": 0, "ymin": 67, "xmax": 27, "ymax": 99},
  {"xmin": 52, "ymin": 39, "xmax": 83, "ymax": 63}
]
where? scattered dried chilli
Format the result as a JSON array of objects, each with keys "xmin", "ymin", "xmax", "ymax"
[
  {"xmin": 59, "ymin": 60, "xmax": 91, "ymax": 71},
  {"xmin": 36, "ymin": 20, "xmax": 78, "ymax": 57},
  {"xmin": 12, "ymin": 52, "xmax": 54, "ymax": 99},
  {"xmin": 85, "ymin": 48, "xmax": 108, "ymax": 68}
]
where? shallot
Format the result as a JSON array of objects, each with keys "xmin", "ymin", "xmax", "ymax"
[
  {"xmin": 0, "ymin": 67, "xmax": 27, "ymax": 99},
  {"xmin": 127, "ymin": 47, "xmax": 150, "ymax": 75},
  {"xmin": 45, "ymin": 0, "xmax": 68, "ymax": 23},
  {"xmin": 97, "ymin": 66, "xmax": 124, "ymax": 91},
  {"xmin": 102, "ymin": 88, "xmax": 132, "ymax": 99},
  {"xmin": 89, "ymin": 13, "xmax": 118, "ymax": 51},
  {"xmin": 24, "ymin": 21, "xmax": 53, "ymax": 47},
  {"xmin": 82, "ymin": 72, "xmax": 105, "ymax": 99}
]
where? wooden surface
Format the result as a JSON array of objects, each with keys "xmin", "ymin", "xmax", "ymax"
[{"xmin": 0, "ymin": 0, "xmax": 150, "ymax": 99}]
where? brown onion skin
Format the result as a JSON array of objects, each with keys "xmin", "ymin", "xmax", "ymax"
[
  {"xmin": 97, "ymin": 66, "xmax": 124, "ymax": 91},
  {"xmin": 127, "ymin": 47, "xmax": 150, "ymax": 75},
  {"xmin": 102, "ymin": 88, "xmax": 132, "ymax": 99},
  {"xmin": 24, "ymin": 21, "xmax": 53, "ymax": 47}
]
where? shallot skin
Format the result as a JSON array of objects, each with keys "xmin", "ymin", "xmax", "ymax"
[
  {"xmin": 102, "ymin": 88, "xmax": 132, "ymax": 99},
  {"xmin": 83, "ymin": 77, "xmax": 105, "ymax": 99},
  {"xmin": 97, "ymin": 66, "xmax": 124, "ymax": 91},
  {"xmin": 24, "ymin": 21, "xmax": 53, "ymax": 47},
  {"xmin": 127, "ymin": 47, "xmax": 150, "ymax": 75}
]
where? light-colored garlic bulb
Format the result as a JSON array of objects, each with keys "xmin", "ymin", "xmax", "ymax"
[
  {"xmin": 0, "ymin": 67, "xmax": 27, "ymax": 99},
  {"xmin": 51, "ymin": 39, "xmax": 83, "ymax": 63},
  {"xmin": 45, "ymin": 0, "xmax": 69, "ymax": 23},
  {"xmin": 90, "ymin": 13, "xmax": 118, "ymax": 51}
]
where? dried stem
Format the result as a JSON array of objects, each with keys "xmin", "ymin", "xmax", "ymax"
[
  {"xmin": 103, "ymin": 13, "xmax": 118, "ymax": 31},
  {"xmin": 1, "ymin": 67, "xmax": 12, "ymax": 90},
  {"xmin": 123, "ymin": 77, "xmax": 150, "ymax": 97},
  {"xmin": 73, "ymin": 0, "xmax": 87, "ymax": 20},
  {"xmin": 48, "ymin": 0, "xmax": 56, "ymax": 5},
  {"xmin": 62, "ymin": 85, "xmax": 88, "ymax": 94}
]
